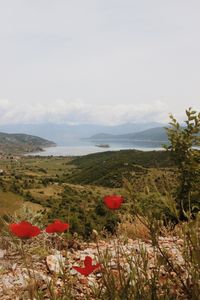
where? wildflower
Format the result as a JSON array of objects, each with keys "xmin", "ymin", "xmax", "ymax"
[
  {"xmin": 73, "ymin": 256, "xmax": 101, "ymax": 276},
  {"xmin": 9, "ymin": 221, "xmax": 41, "ymax": 239},
  {"xmin": 45, "ymin": 219, "xmax": 69, "ymax": 233},
  {"xmin": 104, "ymin": 195, "xmax": 124, "ymax": 210}
]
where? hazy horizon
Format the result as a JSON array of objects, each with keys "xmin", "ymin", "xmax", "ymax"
[{"xmin": 0, "ymin": 1, "xmax": 199, "ymax": 125}]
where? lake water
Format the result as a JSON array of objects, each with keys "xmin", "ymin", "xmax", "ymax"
[{"xmin": 27, "ymin": 139, "xmax": 165, "ymax": 156}]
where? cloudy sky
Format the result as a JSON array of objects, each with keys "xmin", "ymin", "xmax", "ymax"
[{"xmin": 0, "ymin": 0, "xmax": 199, "ymax": 125}]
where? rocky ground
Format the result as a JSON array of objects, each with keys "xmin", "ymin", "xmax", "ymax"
[{"xmin": 0, "ymin": 234, "xmax": 185, "ymax": 300}]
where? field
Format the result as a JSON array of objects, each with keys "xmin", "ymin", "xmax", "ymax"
[
  {"xmin": 0, "ymin": 150, "xmax": 178, "ymax": 236},
  {"xmin": 0, "ymin": 191, "xmax": 42, "ymax": 216}
]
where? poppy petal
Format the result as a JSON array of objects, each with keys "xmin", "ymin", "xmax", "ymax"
[
  {"xmin": 104, "ymin": 195, "xmax": 123, "ymax": 210},
  {"xmin": 9, "ymin": 221, "xmax": 41, "ymax": 239},
  {"xmin": 84, "ymin": 256, "xmax": 92, "ymax": 267},
  {"xmin": 45, "ymin": 220, "xmax": 69, "ymax": 233}
]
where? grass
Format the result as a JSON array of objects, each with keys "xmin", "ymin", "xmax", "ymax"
[
  {"xmin": 0, "ymin": 151, "xmax": 176, "ymax": 236},
  {"xmin": 0, "ymin": 146, "xmax": 199, "ymax": 299},
  {"xmin": 64, "ymin": 150, "xmax": 175, "ymax": 187},
  {"xmin": 0, "ymin": 191, "xmax": 42, "ymax": 216},
  {"xmin": 21, "ymin": 156, "xmax": 75, "ymax": 176},
  {"xmin": 1, "ymin": 211, "xmax": 199, "ymax": 300},
  {"xmin": 29, "ymin": 185, "xmax": 62, "ymax": 200},
  {"xmin": 0, "ymin": 191, "xmax": 23, "ymax": 215}
]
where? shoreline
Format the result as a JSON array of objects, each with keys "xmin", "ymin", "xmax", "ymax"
[{"xmin": 24, "ymin": 145, "xmax": 165, "ymax": 157}]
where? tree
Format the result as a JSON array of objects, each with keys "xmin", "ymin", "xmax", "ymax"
[{"xmin": 165, "ymin": 108, "xmax": 200, "ymax": 219}]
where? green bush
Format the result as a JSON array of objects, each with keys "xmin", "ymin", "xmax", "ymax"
[{"xmin": 165, "ymin": 108, "xmax": 200, "ymax": 219}]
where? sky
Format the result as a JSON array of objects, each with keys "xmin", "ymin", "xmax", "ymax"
[{"xmin": 0, "ymin": 0, "xmax": 199, "ymax": 125}]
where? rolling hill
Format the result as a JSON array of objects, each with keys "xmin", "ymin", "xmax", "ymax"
[
  {"xmin": 90, "ymin": 127, "xmax": 168, "ymax": 142},
  {"xmin": 0, "ymin": 132, "xmax": 56, "ymax": 154},
  {"xmin": 0, "ymin": 122, "xmax": 165, "ymax": 145},
  {"xmin": 64, "ymin": 149, "xmax": 173, "ymax": 187}
]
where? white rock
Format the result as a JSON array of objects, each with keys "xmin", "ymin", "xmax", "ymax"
[
  {"xmin": 46, "ymin": 252, "xmax": 65, "ymax": 274},
  {"xmin": 2, "ymin": 275, "xmax": 14, "ymax": 289},
  {"xmin": 0, "ymin": 249, "xmax": 6, "ymax": 259}
]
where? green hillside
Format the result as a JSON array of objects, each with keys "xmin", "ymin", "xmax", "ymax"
[
  {"xmin": 121, "ymin": 127, "xmax": 168, "ymax": 141},
  {"xmin": 91, "ymin": 127, "xmax": 168, "ymax": 141},
  {"xmin": 0, "ymin": 132, "xmax": 55, "ymax": 154},
  {"xmin": 64, "ymin": 150, "xmax": 174, "ymax": 187},
  {"xmin": 0, "ymin": 147, "xmax": 194, "ymax": 238}
]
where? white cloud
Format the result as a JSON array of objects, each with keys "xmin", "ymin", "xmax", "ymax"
[{"xmin": 0, "ymin": 98, "xmax": 168, "ymax": 125}]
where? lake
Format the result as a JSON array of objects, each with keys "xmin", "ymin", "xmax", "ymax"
[{"xmin": 27, "ymin": 139, "xmax": 165, "ymax": 156}]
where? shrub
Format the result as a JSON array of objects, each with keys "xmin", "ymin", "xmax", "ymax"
[{"xmin": 164, "ymin": 108, "xmax": 200, "ymax": 219}]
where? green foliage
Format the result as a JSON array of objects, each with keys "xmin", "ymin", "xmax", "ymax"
[
  {"xmin": 65, "ymin": 150, "xmax": 172, "ymax": 187},
  {"xmin": 0, "ymin": 152, "xmax": 178, "ymax": 234},
  {"xmin": 95, "ymin": 200, "xmax": 107, "ymax": 216},
  {"xmin": 1, "ymin": 121, "xmax": 200, "ymax": 299},
  {"xmin": 164, "ymin": 108, "xmax": 200, "ymax": 219},
  {"xmin": 133, "ymin": 192, "xmax": 178, "ymax": 223},
  {"xmin": 181, "ymin": 214, "xmax": 200, "ymax": 298},
  {"xmin": 0, "ymin": 132, "xmax": 55, "ymax": 154},
  {"xmin": 46, "ymin": 194, "xmax": 120, "ymax": 238}
]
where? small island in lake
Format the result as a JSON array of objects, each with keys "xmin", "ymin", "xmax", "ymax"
[{"xmin": 95, "ymin": 144, "xmax": 110, "ymax": 148}]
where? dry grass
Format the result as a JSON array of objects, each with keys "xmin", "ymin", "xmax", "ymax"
[
  {"xmin": 117, "ymin": 214, "xmax": 150, "ymax": 241},
  {"xmin": 0, "ymin": 191, "xmax": 42, "ymax": 216}
]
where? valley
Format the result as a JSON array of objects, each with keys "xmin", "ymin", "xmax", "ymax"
[{"xmin": 0, "ymin": 150, "xmax": 178, "ymax": 236}]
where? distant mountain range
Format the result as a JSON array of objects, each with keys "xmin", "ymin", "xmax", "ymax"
[
  {"xmin": 0, "ymin": 132, "xmax": 55, "ymax": 154},
  {"xmin": 90, "ymin": 127, "xmax": 168, "ymax": 142},
  {"xmin": 0, "ymin": 122, "xmax": 166, "ymax": 145}
]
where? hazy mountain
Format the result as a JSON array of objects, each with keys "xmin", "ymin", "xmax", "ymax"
[
  {"xmin": 90, "ymin": 133, "xmax": 114, "ymax": 139},
  {"xmin": 0, "ymin": 132, "xmax": 55, "ymax": 154},
  {"xmin": 0, "ymin": 122, "xmax": 165, "ymax": 145},
  {"xmin": 90, "ymin": 127, "xmax": 168, "ymax": 142}
]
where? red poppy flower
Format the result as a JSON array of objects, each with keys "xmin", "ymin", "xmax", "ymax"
[
  {"xmin": 73, "ymin": 256, "xmax": 101, "ymax": 276},
  {"xmin": 45, "ymin": 220, "xmax": 69, "ymax": 233},
  {"xmin": 104, "ymin": 195, "xmax": 124, "ymax": 210},
  {"xmin": 9, "ymin": 221, "xmax": 41, "ymax": 239}
]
